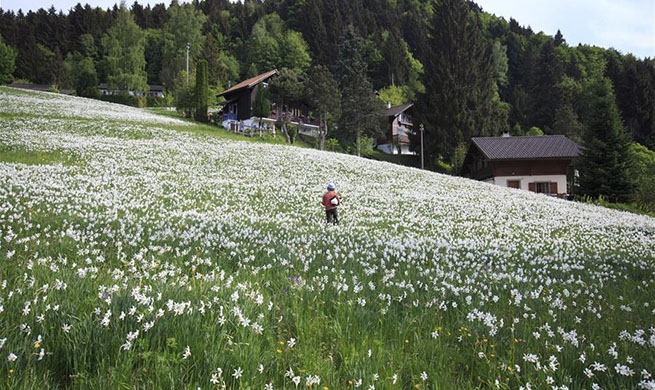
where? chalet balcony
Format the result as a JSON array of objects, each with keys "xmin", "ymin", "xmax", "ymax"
[
  {"xmin": 269, "ymin": 110, "xmax": 319, "ymax": 127},
  {"xmin": 398, "ymin": 113, "xmax": 413, "ymax": 126}
]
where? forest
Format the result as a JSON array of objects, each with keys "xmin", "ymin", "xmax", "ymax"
[{"xmin": 0, "ymin": 0, "xmax": 654, "ymax": 209}]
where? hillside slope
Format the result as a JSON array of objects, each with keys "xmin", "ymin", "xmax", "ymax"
[{"xmin": 1, "ymin": 88, "xmax": 654, "ymax": 389}]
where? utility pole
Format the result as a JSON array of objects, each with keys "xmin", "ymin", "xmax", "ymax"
[
  {"xmin": 185, "ymin": 42, "xmax": 190, "ymax": 84},
  {"xmin": 420, "ymin": 123, "xmax": 425, "ymax": 170}
]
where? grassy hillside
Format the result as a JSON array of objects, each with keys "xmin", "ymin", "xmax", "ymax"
[{"xmin": 0, "ymin": 87, "xmax": 654, "ymax": 390}]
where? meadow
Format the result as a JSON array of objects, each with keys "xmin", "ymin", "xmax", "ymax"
[{"xmin": 0, "ymin": 87, "xmax": 654, "ymax": 389}]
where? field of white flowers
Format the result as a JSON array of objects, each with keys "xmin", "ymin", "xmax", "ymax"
[{"xmin": 0, "ymin": 86, "xmax": 654, "ymax": 390}]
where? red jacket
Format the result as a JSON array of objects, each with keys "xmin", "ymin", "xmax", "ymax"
[{"xmin": 322, "ymin": 191, "xmax": 341, "ymax": 210}]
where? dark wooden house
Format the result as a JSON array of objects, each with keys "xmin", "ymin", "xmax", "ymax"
[{"xmin": 216, "ymin": 70, "xmax": 318, "ymax": 135}]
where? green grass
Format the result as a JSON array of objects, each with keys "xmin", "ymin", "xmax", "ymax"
[
  {"xmin": 0, "ymin": 87, "xmax": 654, "ymax": 390},
  {"xmin": 0, "ymin": 146, "xmax": 77, "ymax": 166}
]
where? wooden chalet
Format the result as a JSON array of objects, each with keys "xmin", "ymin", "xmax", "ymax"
[
  {"xmin": 216, "ymin": 70, "xmax": 318, "ymax": 135},
  {"xmin": 461, "ymin": 134, "xmax": 581, "ymax": 197},
  {"xmin": 376, "ymin": 102, "xmax": 415, "ymax": 155}
]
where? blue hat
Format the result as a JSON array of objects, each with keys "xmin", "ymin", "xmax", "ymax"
[{"xmin": 327, "ymin": 183, "xmax": 335, "ymax": 191}]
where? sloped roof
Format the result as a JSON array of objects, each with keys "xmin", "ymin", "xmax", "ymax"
[
  {"xmin": 385, "ymin": 102, "xmax": 413, "ymax": 117},
  {"xmin": 217, "ymin": 70, "xmax": 278, "ymax": 97},
  {"xmin": 471, "ymin": 135, "xmax": 581, "ymax": 160}
]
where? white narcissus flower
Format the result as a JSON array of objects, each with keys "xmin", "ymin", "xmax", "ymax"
[{"xmin": 182, "ymin": 345, "xmax": 191, "ymax": 360}]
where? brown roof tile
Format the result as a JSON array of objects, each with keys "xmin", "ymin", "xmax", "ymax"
[
  {"xmin": 471, "ymin": 135, "xmax": 580, "ymax": 160},
  {"xmin": 217, "ymin": 70, "xmax": 278, "ymax": 97}
]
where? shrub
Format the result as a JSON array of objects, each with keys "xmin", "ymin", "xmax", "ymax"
[{"xmin": 99, "ymin": 94, "xmax": 145, "ymax": 108}]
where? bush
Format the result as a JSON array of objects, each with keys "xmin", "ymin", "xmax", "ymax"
[
  {"xmin": 288, "ymin": 124, "xmax": 297, "ymax": 144},
  {"xmin": 0, "ymin": 38, "xmax": 16, "ymax": 85},
  {"xmin": 147, "ymin": 94, "xmax": 173, "ymax": 107},
  {"xmin": 99, "ymin": 94, "xmax": 145, "ymax": 108},
  {"xmin": 324, "ymin": 138, "xmax": 342, "ymax": 152}
]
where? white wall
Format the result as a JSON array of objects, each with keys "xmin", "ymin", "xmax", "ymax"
[
  {"xmin": 493, "ymin": 174, "xmax": 568, "ymax": 194},
  {"xmin": 376, "ymin": 143, "xmax": 415, "ymax": 155}
]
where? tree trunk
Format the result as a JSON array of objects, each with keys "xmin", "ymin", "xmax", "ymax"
[
  {"xmin": 281, "ymin": 122, "xmax": 291, "ymax": 143},
  {"xmin": 318, "ymin": 115, "xmax": 327, "ymax": 150},
  {"xmin": 356, "ymin": 128, "xmax": 361, "ymax": 157}
]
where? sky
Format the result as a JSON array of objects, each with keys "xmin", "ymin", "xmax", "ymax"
[
  {"xmin": 475, "ymin": 0, "xmax": 654, "ymax": 59},
  {"xmin": 0, "ymin": 0, "xmax": 653, "ymax": 59}
]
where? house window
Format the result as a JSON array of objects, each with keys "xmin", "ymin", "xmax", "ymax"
[
  {"xmin": 507, "ymin": 180, "xmax": 520, "ymax": 189},
  {"xmin": 535, "ymin": 182, "xmax": 551, "ymax": 194}
]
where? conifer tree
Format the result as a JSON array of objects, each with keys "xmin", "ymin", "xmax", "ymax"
[
  {"xmin": 194, "ymin": 60, "xmax": 208, "ymax": 122},
  {"xmin": 413, "ymin": 0, "xmax": 498, "ymax": 166},
  {"xmin": 577, "ymin": 77, "xmax": 633, "ymax": 202},
  {"xmin": 336, "ymin": 26, "xmax": 383, "ymax": 156}
]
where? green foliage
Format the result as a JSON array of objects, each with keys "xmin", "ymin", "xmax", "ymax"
[
  {"xmin": 306, "ymin": 65, "xmax": 340, "ymax": 149},
  {"xmin": 160, "ymin": 3, "xmax": 207, "ymax": 88},
  {"xmin": 174, "ymin": 71, "xmax": 196, "ymax": 117},
  {"xmin": 525, "ymin": 126, "xmax": 544, "ymax": 136},
  {"xmin": 279, "ymin": 30, "xmax": 312, "ymax": 72},
  {"xmin": 452, "ymin": 142, "xmax": 468, "ymax": 175},
  {"xmin": 194, "ymin": 60, "xmax": 209, "ymax": 122},
  {"xmin": 377, "ymin": 85, "xmax": 408, "ymax": 107},
  {"xmin": 243, "ymin": 13, "xmax": 312, "ymax": 76},
  {"xmin": 491, "ymin": 40, "xmax": 508, "ymax": 88},
  {"xmin": 98, "ymin": 93, "xmax": 146, "ymax": 107},
  {"xmin": 627, "ymin": 143, "xmax": 655, "ymax": 212},
  {"xmin": 0, "ymin": 36, "xmax": 17, "ymax": 85},
  {"xmin": 251, "ymin": 84, "xmax": 271, "ymax": 120},
  {"xmin": 336, "ymin": 26, "xmax": 384, "ymax": 156},
  {"xmin": 577, "ymin": 77, "xmax": 633, "ymax": 202},
  {"xmin": 414, "ymin": 0, "xmax": 500, "ymax": 166},
  {"xmin": 102, "ymin": 2, "xmax": 148, "ymax": 93},
  {"xmin": 324, "ymin": 138, "xmax": 342, "ymax": 152},
  {"xmin": 511, "ymin": 123, "xmax": 523, "ymax": 136},
  {"xmin": 67, "ymin": 55, "xmax": 100, "ymax": 98}
]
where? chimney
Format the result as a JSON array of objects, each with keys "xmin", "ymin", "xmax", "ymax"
[
  {"xmin": 387, "ymin": 101, "xmax": 392, "ymax": 109},
  {"xmin": 501, "ymin": 131, "xmax": 510, "ymax": 137}
]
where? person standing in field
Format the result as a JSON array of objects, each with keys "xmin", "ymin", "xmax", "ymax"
[{"xmin": 321, "ymin": 183, "xmax": 341, "ymax": 225}]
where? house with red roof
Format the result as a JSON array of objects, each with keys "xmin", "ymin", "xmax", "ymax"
[{"xmin": 461, "ymin": 134, "xmax": 581, "ymax": 197}]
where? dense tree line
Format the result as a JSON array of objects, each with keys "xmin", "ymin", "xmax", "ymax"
[{"xmin": 1, "ymin": 0, "xmax": 654, "ymax": 205}]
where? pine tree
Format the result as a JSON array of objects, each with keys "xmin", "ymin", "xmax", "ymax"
[
  {"xmin": 194, "ymin": 59, "xmax": 208, "ymax": 122},
  {"xmin": 336, "ymin": 26, "xmax": 383, "ymax": 156},
  {"xmin": 577, "ymin": 77, "xmax": 633, "ymax": 202},
  {"xmin": 532, "ymin": 40, "xmax": 564, "ymax": 132},
  {"xmin": 413, "ymin": 0, "xmax": 498, "ymax": 165}
]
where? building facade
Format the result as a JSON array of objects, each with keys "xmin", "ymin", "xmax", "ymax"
[
  {"xmin": 461, "ymin": 135, "xmax": 580, "ymax": 197},
  {"xmin": 217, "ymin": 70, "xmax": 319, "ymax": 136},
  {"xmin": 376, "ymin": 102, "xmax": 415, "ymax": 155}
]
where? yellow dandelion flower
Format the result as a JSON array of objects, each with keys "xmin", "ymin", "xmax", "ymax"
[
  {"xmin": 348, "ymin": 380, "xmax": 353, "ymax": 385},
  {"xmin": 276, "ymin": 348, "xmax": 283, "ymax": 354},
  {"xmin": 404, "ymin": 339, "xmax": 409, "ymax": 344},
  {"xmin": 279, "ymin": 341, "xmax": 285, "ymax": 345},
  {"xmin": 34, "ymin": 342, "xmax": 40, "ymax": 348}
]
